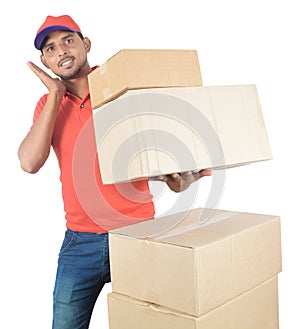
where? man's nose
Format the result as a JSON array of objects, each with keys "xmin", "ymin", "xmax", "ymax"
[{"xmin": 57, "ymin": 43, "xmax": 68, "ymax": 56}]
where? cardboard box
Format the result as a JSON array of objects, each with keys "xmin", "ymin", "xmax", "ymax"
[
  {"xmin": 88, "ymin": 49, "xmax": 202, "ymax": 108},
  {"xmin": 108, "ymin": 276, "xmax": 279, "ymax": 329},
  {"xmin": 93, "ymin": 84, "xmax": 272, "ymax": 184},
  {"xmin": 109, "ymin": 207, "xmax": 282, "ymax": 316}
]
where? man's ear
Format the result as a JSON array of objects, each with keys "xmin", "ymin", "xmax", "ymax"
[
  {"xmin": 83, "ymin": 37, "xmax": 91, "ymax": 53},
  {"xmin": 40, "ymin": 54, "xmax": 50, "ymax": 69}
]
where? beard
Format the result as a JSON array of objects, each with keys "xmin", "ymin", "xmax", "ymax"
[{"xmin": 58, "ymin": 58, "xmax": 88, "ymax": 81}]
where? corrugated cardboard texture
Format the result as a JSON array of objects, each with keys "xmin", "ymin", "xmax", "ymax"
[
  {"xmin": 108, "ymin": 276, "xmax": 279, "ymax": 329},
  {"xmin": 109, "ymin": 207, "xmax": 282, "ymax": 316},
  {"xmin": 88, "ymin": 49, "xmax": 202, "ymax": 108},
  {"xmin": 93, "ymin": 84, "xmax": 272, "ymax": 184}
]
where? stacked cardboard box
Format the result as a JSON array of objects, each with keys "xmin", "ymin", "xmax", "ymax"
[
  {"xmin": 108, "ymin": 277, "xmax": 278, "ymax": 329},
  {"xmin": 87, "ymin": 49, "xmax": 281, "ymax": 327},
  {"xmin": 108, "ymin": 277, "xmax": 279, "ymax": 329},
  {"xmin": 108, "ymin": 208, "xmax": 281, "ymax": 328},
  {"xmin": 88, "ymin": 49, "xmax": 272, "ymax": 185},
  {"xmin": 88, "ymin": 49, "xmax": 203, "ymax": 108}
]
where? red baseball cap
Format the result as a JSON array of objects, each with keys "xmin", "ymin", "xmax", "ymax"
[{"xmin": 34, "ymin": 15, "xmax": 82, "ymax": 50}]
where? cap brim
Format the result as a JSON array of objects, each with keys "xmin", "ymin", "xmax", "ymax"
[{"xmin": 34, "ymin": 25, "xmax": 79, "ymax": 50}]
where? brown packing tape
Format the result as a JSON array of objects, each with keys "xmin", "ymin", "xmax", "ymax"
[
  {"xmin": 99, "ymin": 62, "xmax": 107, "ymax": 75},
  {"xmin": 149, "ymin": 211, "xmax": 240, "ymax": 240}
]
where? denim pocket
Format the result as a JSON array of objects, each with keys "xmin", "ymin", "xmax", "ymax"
[{"xmin": 59, "ymin": 230, "xmax": 78, "ymax": 255}]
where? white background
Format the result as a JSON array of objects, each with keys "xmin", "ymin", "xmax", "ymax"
[{"xmin": 1, "ymin": 0, "xmax": 299, "ymax": 328}]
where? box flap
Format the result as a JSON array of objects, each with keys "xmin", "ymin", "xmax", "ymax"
[{"xmin": 109, "ymin": 207, "xmax": 280, "ymax": 248}]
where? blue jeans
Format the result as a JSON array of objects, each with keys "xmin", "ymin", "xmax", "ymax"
[{"xmin": 52, "ymin": 229, "xmax": 111, "ymax": 329}]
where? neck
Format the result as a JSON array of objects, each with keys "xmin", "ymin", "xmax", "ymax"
[{"xmin": 63, "ymin": 65, "xmax": 92, "ymax": 99}]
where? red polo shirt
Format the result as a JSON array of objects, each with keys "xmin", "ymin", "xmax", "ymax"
[{"xmin": 32, "ymin": 89, "xmax": 155, "ymax": 233}]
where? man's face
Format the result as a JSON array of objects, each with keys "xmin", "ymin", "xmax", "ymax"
[{"xmin": 40, "ymin": 30, "xmax": 90, "ymax": 80}]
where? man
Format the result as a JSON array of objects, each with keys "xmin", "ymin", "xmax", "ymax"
[{"xmin": 18, "ymin": 15, "xmax": 212, "ymax": 329}]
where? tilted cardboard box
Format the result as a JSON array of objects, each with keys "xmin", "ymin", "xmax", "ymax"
[
  {"xmin": 88, "ymin": 49, "xmax": 202, "ymax": 108},
  {"xmin": 109, "ymin": 207, "xmax": 282, "ymax": 316},
  {"xmin": 108, "ymin": 276, "xmax": 279, "ymax": 329},
  {"xmin": 92, "ymin": 84, "xmax": 272, "ymax": 184}
]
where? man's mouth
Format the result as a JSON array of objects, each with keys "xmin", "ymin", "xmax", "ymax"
[{"xmin": 58, "ymin": 57, "xmax": 75, "ymax": 67}]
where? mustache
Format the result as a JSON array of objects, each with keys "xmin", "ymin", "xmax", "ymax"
[{"xmin": 57, "ymin": 56, "xmax": 75, "ymax": 67}]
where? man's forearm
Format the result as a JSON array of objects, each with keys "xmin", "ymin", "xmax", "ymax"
[{"xmin": 18, "ymin": 93, "xmax": 62, "ymax": 173}]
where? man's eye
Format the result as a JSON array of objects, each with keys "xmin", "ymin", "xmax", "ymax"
[
  {"xmin": 46, "ymin": 46, "xmax": 54, "ymax": 53},
  {"xmin": 66, "ymin": 38, "xmax": 73, "ymax": 44}
]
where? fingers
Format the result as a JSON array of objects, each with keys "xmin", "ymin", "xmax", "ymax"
[
  {"xmin": 172, "ymin": 170, "xmax": 212, "ymax": 182},
  {"xmin": 200, "ymin": 169, "xmax": 213, "ymax": 177},
  {"xmin": 165, "ymin": 172, "xmax": 192, "ymax": 193},
  {"xmin": 27, "ymin": 61, "xmax": 66, "ymax": 95},
  {"xmin": 165, "ymin": 169, "xmax": 213, "ymax": 193},
  {"xmin": 27, "ymin": 61, "xmax": 42, "ymax": 74},
  {"xmin": 192, "ymin": 169, "xmax": 213, "ymax": 179},
  {"xmin": 27, "ymin": 61, "xmax": 51, "ymax": 80},
  {"xmin": 170, "ymin": 173, "xmax": 181, "ymax": 180},
  {"xmin": 149, "ymin": 174, "xmax": 168, "ymax": 182},
  {"xmin": 151, "ymin": 169, "xmax": 212, "ymax": 183}
]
